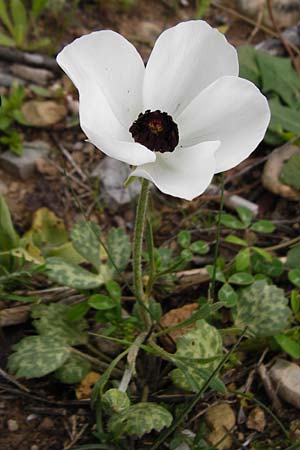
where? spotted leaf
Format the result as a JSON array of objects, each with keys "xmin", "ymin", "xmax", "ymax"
[
  {"xmin": 71, "ymin": 220, "xmax": 101, "ymax": 270},
  {"xmin": 54, "ymin": 354, "xmax": 91, "ymax": 384}
]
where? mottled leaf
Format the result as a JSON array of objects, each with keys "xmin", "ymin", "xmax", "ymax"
[
  {"xmin": 46, "ymin": 257, "xmax": 104, "ymax": 289},
  {"xmin": 107, "ymin": 228, "xmax": 131, "ymax": 272},
  {"xmin": 102, "ymin": 388, "xmax": 130, "ymax": 414},
  {"xmin": 55, "ymin": 355, "xmax": 90, "ymax": 384},
  {"xmin": 71, "ymin": 220, "xmax": 101, "ymax": 270}
]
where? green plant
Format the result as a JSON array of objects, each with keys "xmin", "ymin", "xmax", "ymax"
[
  {"xmin": 0, "ymin": 0, "xmax": 50, "ymax": 50},
  {"xmin": 0, "ymin": 84, "xmax": 26, "ymax": 155}
]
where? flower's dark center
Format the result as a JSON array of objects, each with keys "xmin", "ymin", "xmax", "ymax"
[{"xmin": 129, "ymin": 110, "xmax": 179, "ymax": 153}]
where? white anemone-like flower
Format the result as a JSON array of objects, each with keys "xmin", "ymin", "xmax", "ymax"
[{"xmin": 57, "ymin": 21, "xmax": 270, "ymax": 200}]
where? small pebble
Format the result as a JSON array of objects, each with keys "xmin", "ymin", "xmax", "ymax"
[
  {"xmin": 8, "ymin": 418, "xmax": 19, "ymax": 431},
  {"xmin": 39, "ymin": 417, "xmax": 54, "ymax": 430},
  {"xmin": 31, "ymin": 445, "xmax": 39, "ymax": 450}
]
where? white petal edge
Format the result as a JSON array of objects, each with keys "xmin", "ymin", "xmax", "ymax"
[
  {"xmin": 177, "ymin": 76, "xmax": 271, "ymax": 173},
  {"xmin": 83, "ymin": 123, "xmax": 156, "ymax": 166},
  {"xmin": 143, "ymin": 20, "xmax": 238, "ymax": 117},
  {"xmin": 57, "ymin": 30, "xmax": 145, "ymax": 129},
  {"xmin": 131, "ymin": 141, "xmax": 220, "ymax": 200}
]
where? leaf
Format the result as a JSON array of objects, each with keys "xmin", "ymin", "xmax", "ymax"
[
  {"xmin": 10, "ymin": 0, "xmax": 28, "ymax": 46},
  {"xmin": 205, "ymin": 264, "xmax": 226, "ymax": 283},
  {"xmin": 274, "ymin": 334, "xmax": 300, "ymax": 359},
  {"xmin": 269, "ymin": 97, "xmax": 300, "ymax": 136},
  {"xmin": 67, "ymin": 302, "xmax": 90, "ymax": 321},
  {"xmin": 238, "ymin": 45, "xmax": 261, "ymax": 86},
  {"xmin": 46, "ymin": 257, "xmax": 104, "ymax": 290},
  {"xmin": 88, "ymin": 294, "xmax": 116, "ymax": 311},
  {"xmin": 218, "ymin": 283, "xmax": 237, "ymax": 307},
  {"xmin": 55, "ymin": 355, "xmax": 91, "ymax": 384},
  {"xmin": 0, "ymin": 0, "xmax": 13, "ymax": 34},
  {"xmin": 107, "ymin": 228, "xmax": 131, "ymax": 272},
  {"xmin": 0, "ymin": 196, "xmax": 19, "ymax": 251},
  {"xmin": 107, "ymin": 402, "xmax": 172, "ymax": 437},
  {"xmin": 250, "ymin": 220, "xmax": 275, "ymax": 234},
  {"xmin": 190, "ymin": 240, "xmax": 209, "ymax": 255},
  {"xmin": 102, "ymin": 388, "xmax": 130, "ymax": 414},
  {"xmin": 220, "ymin": 213, "xmax": 246, "ymax": 230},
  {"xmin": 256, "ymin": 51, "xmax": 300, "ymax": 107},
  {"xmin": 0, "ymin": 31, "xmax": 15, "ymax": 46},
  {"xmin": 105, "ymin": 280, "xmax": 121, "ymax": 302},
  {"xmin": 287, "ymin": 245, "xmax": 300, "ymax": 269},
  {"xmin": 251, "ymin": 253, "xmax": 283, "ymax": 277},
  {"xmin": 235, "ymin": 248, "xmax": 251, "ymax": 271},
  {"xmin": 8, "ymin": 335, "xmax": 71, "ymax": 378},
  {"xmin": 31, "ymin": 0, "xmax": 47, "ymax": 20},
  {"xmin": 236, "ymin": 206, "xmax": 253, "ymax": 227},
  {"xmin": 178, "ymin": 230, "xmax": 191, "ymax": 249},
  {"xmin": 71, "ymin": 220, "xmax": 101, "ymax": 270},
  {"xmin": 288, "ymin": 269, "xmax": 300, "ymax": 288},
  {"xmin": 32, "ymin": 303, "xmax": 88, "ymax": 345},
  {"xmin": 170, "ymin": 319, "xmax": 223, "ymax": 392},
  {"xmin": 279, "ymin": 153, "xmax": 300, "ymax": 190},
  {"xmin": 234, "ymin": 280, "xmax": 291, "ymax": 338},
  {"xmin": 195, "ymin": 0, "xmax": 212, "ymax": 18},
  {"xmin": 22, "ymin": 208, "xmax": 68, "ymax": 255},
  {"xmin": 225, "ymin": 235, "xmax": 247, "ymax": 247},
  {"xmin": 228, "ymin": 272, "xmax": 254, "ymax": 285}
]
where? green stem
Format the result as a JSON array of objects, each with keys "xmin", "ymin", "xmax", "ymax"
[
  {"xmin": 145, "ymin": 218, "xmax": 156, "ymax": 299},
  {"xmin": 133, "ymin": 178, "xmax": 151, "ymax": 328}
]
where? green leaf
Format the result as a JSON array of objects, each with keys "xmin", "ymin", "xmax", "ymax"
[
  {"xmin": 256, "ymin": 51, "xmax": 300, "ymax": 107},
  {"xmin": 220, "ymin": 213, "xmax": 246, "ymax": 230},
  {"xmin": 218, "ymin": 283, "xmax": 237, "ymax": 307},
  {"xmin": 107, "ymin": 228, "xmax": 131, "ymax": 272},
  {"xmin": 228, "ymin": 272, "xmax": 254, "ymax": 285},
  {"xmin": 54, "ymin": 355, "xmax": 90, "ymax": 384},
  {"xmin": 46, "ymin": 257, "xmax": 104, "ymax": 290},
  {"xmin": 102, "ymin": 388, "xmax": 130, "ymax": 415},
  {"xmin": 287, "ymin": 245, "xmax": 300, "ymax": 269},
  {"xmin": 251, "ymin": 246, "xmax": 273, "ymax": 262},
  {"xmin": 235, "ymin": 248, "xmax": 251, "ymax": 271},
  {"xmin": 291, "ymin": 290, "xmax": 300, "ymax": 315},
  {"xmin": 236, "ymin": 206, "xmax": 253, "ymax": 227},
  {"xmin": 238, "ymin": 45, "xmax": 261, "ymax": 86},
  {"xmin": 107, "ymin": 402, "xmax": 173, "ymax": 437},
  {"xmin": 190, "ymin": 240, "xmax": 209, "ymax": 255},
  {"xmin": 8, "ymin": 336, "xmax": 71, "ymax": 378},
  {"xmin": 225, "ymin": 235, "xmax": 247, "ymax": 247},
  {"xmin": 0, "ymin": 31, "xmax": 15, "ymax": 46},
  {"xmin": 67, "ymin": 302, "xmax": 90, "ymax": 321},
  {"xmin": 10, "ymin": 0, "xmax": 28, "ymax": 46},
  {"xmin": 170, "ymin": 319, "xmax": 223, "ymax": 392},
  {"xmin": 105, "ymin": 280, "xmax": 121, "ymax": 302},
  {"xmin": 234, "ymin": 280, "xmax": 291, "ymax": 337},
  {"xmin": 0, "ymin": 0, "xmax": 13, "ymax": 34},
  {"xmin": 274, "ymin": 334, "xmax": 300, "ymax": 359},
  {"xmin": 0, "ymin": 196, "xmax": 19, "ymax": 251},
  {"xmin": 32, "ymin": 303, "xmax": 88, "ymax": 345},
  {"xmin": 178, "ymin": 230, "xmax": 191, "ymax": 249},
  {"xmin": 269, "ymin": 97, "xmax": 300, "ymax": 136},
  {"xmin": 279, "ymin": 153, "xmax": 300, "ymax": 190},
  {"xmin": 250, "ymin": 220, "xmax": 275, "ymax": 234},
  {"xmin": 180, "ymin": 248, "xmax": 193, "ymax": 261},
  {"xmin": 288, "ymin": 269, "xmax": 300, "ymax": 288},
  {"xmin": 205, "ymin": 265, "xmax": 226, "ymax": 282},
  {"xmin": 71, "ymin": 220, "xmax": 101, "ymax": 270},
  {"xmin": 195, "ymin": 0, "xmax": 212, "ymax": 18},
  {"xmin": 31, "ymin": 0, "xmax": 47, "ymax": 20},
  {"xmin": 251, "ymin": 253, "xmax": 283, "ymax": 277},
  {"xmin": 88, "ymin": 294, "xmax": 116, "ymax": 311}
]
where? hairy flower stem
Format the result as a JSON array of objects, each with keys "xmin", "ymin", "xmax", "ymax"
[{"xmin": 133, "ymin": 178, "xmax": 151, "ymax": 329}]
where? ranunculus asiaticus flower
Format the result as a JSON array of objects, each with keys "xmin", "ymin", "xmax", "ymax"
[{"xmin": 57, "ymin": 21, "xmax": 270, "ymax": 200}]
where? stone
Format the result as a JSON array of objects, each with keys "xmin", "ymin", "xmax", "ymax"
[
  {"xmin": 246, "ymin": 406, "xmax": 266, "ymax": 432},
  {"xmin": 0, "ymin": 141, "xmax": 50, "ymax": 180},
  {"xmin": 39, "ymin": 417, "xmax": 54, "ymax": 430},
  {"xmin": 31, "ymin": 446, "xmax": 39, "ymax": 450},
  {"xmin": 21, "ymin": 100, "xmax": 67, "ymax": 127},
  {"xmin": 7, "ymin": 418, "xmax": 19, "ymax": 431},
  {"xmin": 269, "ymin": 359, "xmax": 300, "ymax": 408},
  {"xmin": 10, "ymin": 64, "xmax": 54, "ymax": 85},
  {"xmin": 236, "ymin": 0, "xmax": 300, "ymax": 29},
  {"xmin": 91, "ymin": 157, "xmax": 141, "ymax": 207},
  {"xmin": 205, "ymin": 403, "xmax": 236, "ymax": 450},
  {"xmin": 262, "ymin": 144, "xmax": 300, "ymax": 201},
  {"xmin": 0, "ymin": 180, "xmax": 7, "ymax": 195}
]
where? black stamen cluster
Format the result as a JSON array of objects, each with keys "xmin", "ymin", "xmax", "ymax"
[{"xmin": 129, "ymin": 110, "xmax": 179, "ymax": 153}]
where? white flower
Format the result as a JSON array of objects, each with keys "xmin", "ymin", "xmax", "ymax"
[{"xmin": 57, "ymin": 21, "xmax": 270, "ymax": 200}]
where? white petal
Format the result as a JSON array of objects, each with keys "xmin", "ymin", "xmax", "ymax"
[
  {"xmin": 177, "ymin": 76, "xmax": 271, "ymax": 173},
  {"xmin": 83, "ymin": 123, "xmax": 156, "ymax": 166},
  {"xmin": 57, "ymin": 30, "xmax": 145, "ymax": 129},
  {"xmin": 143, "ymin": 21, "xmax": 238, "ymax": 117},
  {"xmin": 131, "ymin": 141, "xmax": 220, "ymax": 200}
]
